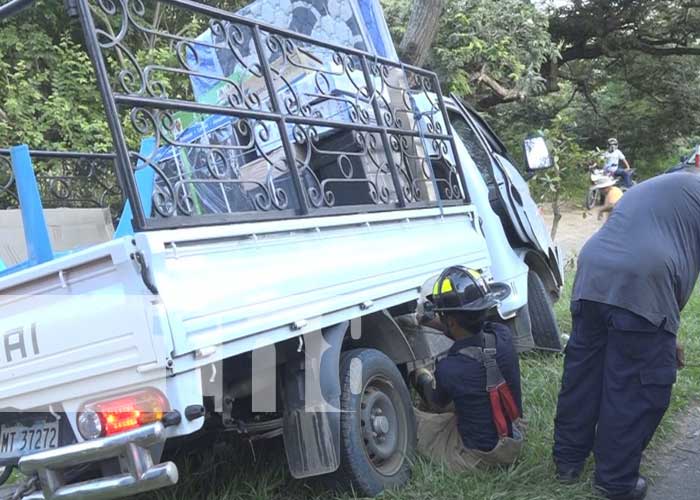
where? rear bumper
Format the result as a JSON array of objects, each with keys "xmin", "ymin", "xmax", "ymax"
[{"xmin": 17, "ymin": 423, "xmax": 177, "ymax": 500}]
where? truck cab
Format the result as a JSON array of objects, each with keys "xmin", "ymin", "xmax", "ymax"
[{"xmin": 443, "ymin": 98, "xmax": 564, "ymax": 350}]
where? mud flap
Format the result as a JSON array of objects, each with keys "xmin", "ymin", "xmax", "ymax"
[
  {"xmin": 282, "ymin": 322, "xmax": 347, "ymax": 479},
  {"xmin": 509, "ymin": 306, "xmax": 535, "ymax": 353}
]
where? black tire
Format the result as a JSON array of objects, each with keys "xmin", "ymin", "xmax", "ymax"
[
  {"xmin": 330, "ymin": 348, "xmax": 416, "ymax": 497},
  {"xmin": 527, "ymin": 271, "xmax": 562, "ymax": 352},
  {"xmin": 585, "ymin": 189, "xmax": 596, "ymax": 209},
  {"xmin": 0, "ymin": 465, "xmax": 12, "ymax": 486}
]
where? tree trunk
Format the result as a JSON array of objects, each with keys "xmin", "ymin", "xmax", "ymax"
[
  {"xmin": 551, "ymin": 195, "xmax": 562, "ymax": 241},
  {"xmin": 550, "ymin": 160, "xmax": 562, "ymax": 240},
  {"xmin": 398, "ymin": 0, "xmax": 445, "ymax": 67}
]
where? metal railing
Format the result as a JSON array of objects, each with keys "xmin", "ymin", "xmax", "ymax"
[
  {"xmin": 0, "ymin": 149, "xmax": 124, "ymax": 224},
  {"xmin": 3, "ymin": 0, "xmax": 468, "ymax": 231}
]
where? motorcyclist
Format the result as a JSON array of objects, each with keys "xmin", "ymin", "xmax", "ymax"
[{"xmin": 603, "ymin": 138, "xmax": 633, "ymax": 188}]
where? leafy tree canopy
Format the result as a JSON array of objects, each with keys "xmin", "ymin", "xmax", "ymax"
[{"xmin": 385, "ymin": 0, "xmax": 700, "ymax": 186}]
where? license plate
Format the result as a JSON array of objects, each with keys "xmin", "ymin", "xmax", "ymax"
[{"xmin": 0, "ymin": 421, "xmax": 59, "ymax": 458}]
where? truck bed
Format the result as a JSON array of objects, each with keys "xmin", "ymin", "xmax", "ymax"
[
  {"xmin": 0, "ymin": 204, "xmax": 489, "ymax": 412},
  {"xmin": 139, "ymin": 205, "xmax": 489, "ymax": 372},
  {"xmin": 0, "ymin": 237, "xmax": 170, "ymax": 411}
]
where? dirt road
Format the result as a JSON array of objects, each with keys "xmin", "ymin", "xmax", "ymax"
[
  {"xmin": 646, "ymin": 405, "xmax": 700, "ymax": 500},
  {"xmin": 541, "ymin": 204, "xmax": 603, "ymax": 262}
]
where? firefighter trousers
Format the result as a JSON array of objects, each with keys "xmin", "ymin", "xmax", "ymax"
[
  {"xmin": 415, "ymin": 408, "xmax": 523, "ymax": 471},
  {"xmin": 553, "ymin": 300, "xmax": 677, "ymax": 495}
]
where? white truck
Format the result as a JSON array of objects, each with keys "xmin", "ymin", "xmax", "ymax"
[{"xmin": 0, "ymin": 0, "xmax": 563, "ymax": 498}]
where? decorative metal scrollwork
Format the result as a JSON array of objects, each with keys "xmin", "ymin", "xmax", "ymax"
[
  {"xmin": 0, "ymin": 151, "xmax": 124, "ymax": 224},
  {"xmin": 0, "ymin": 154, "xmax": 17, "ymax": 208},
  {"xmin": 81, "ymin": 0, "xmax": 466, "ymax": 227}
]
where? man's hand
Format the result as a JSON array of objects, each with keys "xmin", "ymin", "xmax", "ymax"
[
  {"xmin": 677, "ymin": 343, "xmax": 686, "ymax": 369},
  {"xmin": 597, "ymin": 210, "xmax": 604, "ymax": 221},
  {"xmin": 410, "ymin": 367, "xmax": 435, "ymax": 390}
]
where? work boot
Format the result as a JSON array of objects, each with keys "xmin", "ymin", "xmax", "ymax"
[
  {"xmin": 595, "ymin": 476, "xmax": 647, "ymax": 500},
  {"xmin": 555, "ymin": 463, "xmax": 583, "ymax": 484}
]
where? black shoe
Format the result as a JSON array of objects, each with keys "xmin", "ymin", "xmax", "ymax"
[
  {"xmin": 556, "ymin": 464, "xmax": 583, "ymax": 484},
  {"xmin": 595, "ymin": 476, "xmax": 647, "ymax": 500}
]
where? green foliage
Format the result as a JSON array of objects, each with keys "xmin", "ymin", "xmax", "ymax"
[
  {"xmin": 511, "ymin": 101, "xmax": 594, "ymax": 205},
  {"xmin": 0, "ymin": 0, "xmax": 112, "ymax": 152},
  {"xmin": 383, "ymin": 0, "xmax": 558, "ymax": 101},
  {"xmin": 535, "ymin": 115, "xmax": 590, "ymax": 206},
  {"xmin": 0, "ymin": 0, "xmax": 236, "ymax": 153},
  {"xmin": 437, "ymin": 0, "xmax": 557, "ymax": 96}
]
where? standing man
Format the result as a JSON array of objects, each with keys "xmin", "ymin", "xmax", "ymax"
[
  {"xmin": 594, "ymin": 177, "xmax": 623, "ymax": 220},
  {"xmin": 603, "ymin": 138, "xmax": 633, "ymax": 188},
  {"xmin": 553, "ymin": 173, "xmax": 700, "ymax": 500}
]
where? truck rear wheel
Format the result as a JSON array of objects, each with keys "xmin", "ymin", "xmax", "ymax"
[
  {"xmin": 528, "ymin": 271, "xmax": 563, "ymax": 352},
  {"xmin": 330, "ymin": 348, "xmax": 416, "ymax": 496}
]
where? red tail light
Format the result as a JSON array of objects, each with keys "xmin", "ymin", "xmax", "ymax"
[
  {"xmin": 79, "ymin": 389, "xmax": 169, "ymax": 438},
  {"xmin": 695, "ymin": 152, "xmax": 699, "ymax": 169}
]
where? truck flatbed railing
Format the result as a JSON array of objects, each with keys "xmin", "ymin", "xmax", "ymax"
[
  {"xmin": 0, "ymin": 149, "xmax": 123, "ymax": 222},
  {"xmin": 2, "ymin": 0, "xmax": 467, "ymax": 232}
]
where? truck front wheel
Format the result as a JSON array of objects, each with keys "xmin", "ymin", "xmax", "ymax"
[
  {"xmin": 528, "ymin": 271, "xmax": 563, "ymax": 352},
  {"xmin": 330, "ymin": 348, "xmax": 416, "ymax": 496}
]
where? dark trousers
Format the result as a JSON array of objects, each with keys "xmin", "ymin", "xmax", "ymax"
[
  {"xmin": 553, "ymin": 300, "xmax": 677, "ymax": 495},
  {"xmin": 613, "ymin": 168, "xmax": 633, "ymax": 188}
]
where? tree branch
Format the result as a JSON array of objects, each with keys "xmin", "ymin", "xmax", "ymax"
[
  {"xmin": 560, "ymin": 43, "xmax": 604, "ymax": 63},
  {"xmin": 580, "ymin": 83, "xmax": 611, "ymax": 127},
  {"xmin": 472, "ymin": 69, "xmax": 527, "ymax": 109},
  {"xmin": 635, "ymin": 42, "xmax": 700, "ymax": 56},
  {"xmin": 477, "ymin": 71, "xmax": 523, "ymax": 100}
]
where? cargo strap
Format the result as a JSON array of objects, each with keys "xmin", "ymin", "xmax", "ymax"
[{"xmin": 458, "ymin": 331, "xmax": 521, "ymax": 438}]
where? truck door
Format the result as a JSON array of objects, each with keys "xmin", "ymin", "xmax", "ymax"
[
  {"xmin": 491, "ymin": 150, "xmax": 553, "ymax": 256},
  {"xmin": 448, "ymin": 101, "xmax": 552, "ymax": 257}
]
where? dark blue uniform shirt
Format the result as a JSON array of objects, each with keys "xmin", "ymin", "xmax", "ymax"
[
  {"xmin": 573, "ymin": 173, "xmax": 700, "ymax": 334},
  {"xmin": 433, "ymin": 322, "xmax": 522, "ymax": 451}
]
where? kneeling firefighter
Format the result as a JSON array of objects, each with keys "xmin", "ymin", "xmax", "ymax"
[{"xmin": 411, "ymin": 266, "xmax": 525, "ymax": 471}]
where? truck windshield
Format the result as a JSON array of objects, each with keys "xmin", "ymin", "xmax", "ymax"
[{"xmin": 448, "ymin": 112, "xmax": 496, "ymax": 189}]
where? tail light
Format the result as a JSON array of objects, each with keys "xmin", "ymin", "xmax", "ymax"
[
  {"xmin": 695, "ymin": 152, "xmax": 699, "ymax": 169},
  {"xmin": 78, "ymin": 389, "xmax": 169, "ymax": 439}
]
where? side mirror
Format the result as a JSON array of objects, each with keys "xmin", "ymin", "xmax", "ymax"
[
  {"xmin": 681, "ymin": 155, "xmax": 688, "ymax": 163},
  {"xmin": 523, "ymin": 135, "xmax": 553, "ymax": 172}
]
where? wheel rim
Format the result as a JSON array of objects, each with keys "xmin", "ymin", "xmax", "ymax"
[{"xmin": 359, "ymin": 375, "xmax": 408, "ymax": 476}]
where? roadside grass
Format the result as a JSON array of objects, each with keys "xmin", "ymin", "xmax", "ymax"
[{"xmin": 141, "ymin": 278, "xmax": 700, "ymax": 500}]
